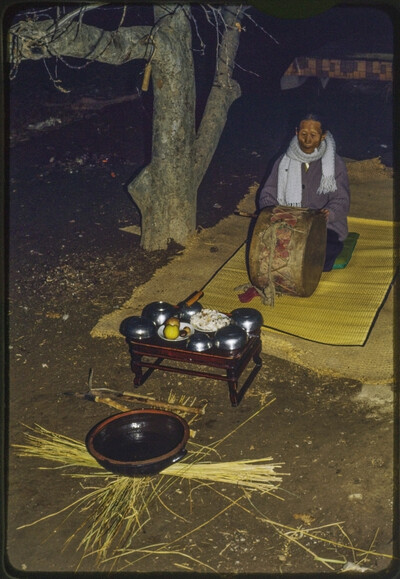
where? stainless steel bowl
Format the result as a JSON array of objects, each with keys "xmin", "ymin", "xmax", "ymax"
[
  {"xmin": 119, "ymin": 316, "xmax": 156, "ymax": 340},
  {"xmin": 214, "ymin": 325, "xmax": 247, "ymax": 351},
  {"xmin": 141, "ymin": 301, "xmax": 177, "ymax": 327},
  {"xmin": 230, "ymin": 308, "xmax": 264, "ymax": 334},
  {"xmin": 186, "ymin": 332, "xmax": 213, "ymax": 352},
  {"xmin": 179, "ymin": 301, "xmax": 203, "ymax": 322}
]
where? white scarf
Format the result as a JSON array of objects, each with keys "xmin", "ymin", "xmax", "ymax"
[{"xmin": 277, "ymin": 131, "xmax": 337, "ymax": 206}]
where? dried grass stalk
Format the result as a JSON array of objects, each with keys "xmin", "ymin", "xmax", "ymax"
[
  {"xmin": 70, "ymin": 476, "xmax": 154, "ymax": 562},
  {"xmin": 13, "ymin": 424, "xmax": 101, "ymax": 471},
  {"xmin": 164, "ymin": 457, "xmax": 288, "ymax": 494},
  {"xmin": 13, "ymin": 400, "xmax": 288, "ymax": 566}
]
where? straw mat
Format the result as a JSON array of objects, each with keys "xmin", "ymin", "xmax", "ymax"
[{"xmin": 201, "ymin": 217, "xmax": 397, "ymax": 346}]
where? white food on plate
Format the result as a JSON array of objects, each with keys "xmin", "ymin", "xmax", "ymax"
[{"xmin": 190, "ymin": 309, "xmax": 230, "ymax": 332}]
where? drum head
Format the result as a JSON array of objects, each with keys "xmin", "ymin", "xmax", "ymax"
[{"xmin": 301, "ymin": 214, "xmax": 327, "ymax": 296}]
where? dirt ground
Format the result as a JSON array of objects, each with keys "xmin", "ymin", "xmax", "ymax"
[{"xmin": 5, "ymin": 59, "xmax": 398, "ymax": 577}]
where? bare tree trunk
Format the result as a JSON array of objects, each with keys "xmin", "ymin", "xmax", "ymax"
[
  {"xmin": 128, "ymin": 5, "xmax": 244, "ymax": 250},
  {"xmin": 127, "ymin": 5, "xmax": 197, "ymax": 250}
]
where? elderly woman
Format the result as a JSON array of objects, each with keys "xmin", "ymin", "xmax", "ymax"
[{"xmin": 259, "ymin": 112, "xmax": 350, "ymax": 271}]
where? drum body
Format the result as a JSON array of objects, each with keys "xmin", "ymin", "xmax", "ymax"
[{"xmin": 248, "ymin": 206, "xmax": 327, "ymax": 297}]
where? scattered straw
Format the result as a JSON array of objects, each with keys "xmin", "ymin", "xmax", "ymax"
[
  {"xmin": 12, "ymin": 400, "xmax": 285, "ymax": 569},
  {"xmin": 244, "ymin": 494, "xmax": 393, "ymax": 568},
  {"xmin": 166, "ymin": 390, "xmax": 207, "ymax": 425},
  {"xmin": 111, "ymin": 491, "xmax": 245, "ymax": 572},
  {"xmin": 71, "ymin": 476, "xmax": 154, "ymax": 563},
  {"xmin": 13, "ymin": 424, "xmax": 100, "ymax": 471},
  {"xmin": 15, "ymin": 399, "xmax": 391, "ymax": 573}
]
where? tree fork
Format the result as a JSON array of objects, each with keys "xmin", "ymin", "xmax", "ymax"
[{"xmin": 9, "ymin": 5, "xmax": 248, "ymax": 252}]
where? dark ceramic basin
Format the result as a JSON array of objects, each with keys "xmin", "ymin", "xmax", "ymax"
[{"xmin": 86, "ymin": 409, "xmax": 190, "ymax": 477}]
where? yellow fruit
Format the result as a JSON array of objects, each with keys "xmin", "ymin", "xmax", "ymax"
[
  {"xmin": 165, "ymin": 316, "xmax": 180, "ymax": 327},
  {"xmin": 163, "ymin": 324, "xmax": 180, "ymax": 340}
]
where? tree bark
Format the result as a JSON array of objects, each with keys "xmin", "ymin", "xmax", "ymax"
[
  {"xmin": 10, "ymin": 19, "xmax": 151, "ymax": 63},
  {"xmin": 193, "ymin": 6, "xmax": 243, "ymax": 190},
  {"xmin": 127, "ymin": 5, "xmax": 197, "ymax": 250},
  {"xmin": 127, "ymin": 5, "xmax": 244, "ymax": 250}
]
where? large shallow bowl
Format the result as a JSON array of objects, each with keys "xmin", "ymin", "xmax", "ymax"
[
  {"xmin": 86, "ymin": 409, "xmax": 190, "ymax": 477},
  {"xmin": 214, "ymin": 325, "xmax": 248, "ymax": 351},
  {"xmin": 230, "ymin": 308, "xmax": 264, "ymax": 334},
  {"xmin": 119, "ymin": 316, "xmax": 156, "ymax": 340},
  {"xmin": 141, "ymin": 301, "xmax": 177, "ymax": 327}
]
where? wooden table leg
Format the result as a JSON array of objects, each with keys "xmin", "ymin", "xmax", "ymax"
[
  {"xmin": 227, "ymin": 368, "xmax": 239, "ymax": 407},
  {"xmin": 130, "ymin": 353, "xmax": 143, "ymax": 387},
  {"xmin": 228, "ymin": 341, "xmax": 262, "ymax": 406}
]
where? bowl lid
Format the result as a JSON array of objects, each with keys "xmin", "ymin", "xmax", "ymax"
[
  {"xmin": 119, "ymin": 316, "xmax": 156, "ymax": 338},
  {"xmin": 231, "ymin": 307, "xmax": 264, "ymax": 321},
  {"xmin": 142, "ymin": 301, "xmax": 175, "ymax": 314}
]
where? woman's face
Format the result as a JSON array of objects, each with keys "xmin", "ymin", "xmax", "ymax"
[{"xmin": 296, "ymin": 120, "xmax": 326, "ymax": 154}]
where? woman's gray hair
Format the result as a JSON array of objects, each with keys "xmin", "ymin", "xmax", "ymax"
[{"xmin": 296, "ymin": 112, "xmax": 328, "ymax": 134}]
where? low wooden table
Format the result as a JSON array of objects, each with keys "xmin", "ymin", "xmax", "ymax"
[{"xmin": 125, "ymin": 333, "xmax": 262, "ymax": 407}]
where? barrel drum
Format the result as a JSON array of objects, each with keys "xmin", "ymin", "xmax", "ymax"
[{"xmin": 248, "ymin": 206, "xmax": 327, "ymax": 298}]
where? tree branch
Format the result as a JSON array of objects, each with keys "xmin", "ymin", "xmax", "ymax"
[
  {"xmin": 193, "ymin": 6, "xmax": 243, "ymax": 188},
  {"xmin": 9, "ymin": 19, "xmax": 152, "ymax": 64}
]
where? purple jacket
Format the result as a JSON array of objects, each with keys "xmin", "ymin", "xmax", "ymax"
[{"xmin": 259, "ymin": 154, "xmax": 350, "ymax": 241}]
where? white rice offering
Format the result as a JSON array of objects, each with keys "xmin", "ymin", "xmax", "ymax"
[{"xmin": 190, "ymin": 308, "xmax": 230, "ymax": 332}]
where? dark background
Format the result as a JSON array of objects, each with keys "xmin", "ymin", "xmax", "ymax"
[
  {"xmin": 3, "ymin": 4, "xmax": 397, "ymax": 576},
  {"xmin": 7, "ymin": 3, "xmax": 395, "ymax": 231}
]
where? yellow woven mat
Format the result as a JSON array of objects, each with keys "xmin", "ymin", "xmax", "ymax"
[{"xmin": 201, "ymin": 217, "xmax": 397, "ymax": 346}]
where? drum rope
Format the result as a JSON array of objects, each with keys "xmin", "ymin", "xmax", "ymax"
[
  {"xmin": 235, "ymin": 222, "xmax": 280, "ymax": 307},
  {"xmin": 259, "ymin": 222, "xmax": 279, "ymax": 306}
]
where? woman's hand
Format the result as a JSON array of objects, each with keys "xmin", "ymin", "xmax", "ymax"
[{"xmin": 320, "ymin": 209, "xmax": 330, "ymax": 221}]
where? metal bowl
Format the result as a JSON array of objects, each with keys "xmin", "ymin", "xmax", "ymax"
[
  {"xmin": 230, "ymin": 308, "xmax": 264, "ymax": 334},
  {"xmin": 119, "ymin": 316, "xmax": 156, "ymax": 340},
  {"xmin": 85, "ymin": 409, "xmax": 190, "ymax": 477},
  {"xmin": 179, "ymin": 301, "xmax": 203, "ymax": 322},
  {"xmin": 141, "ymin": 301, "xmax": 177, "ymax": 327},
  {"xmin": 214, "ymin": 325, "xmax": 248, "ymax": 351},
  {"xmin": 186, "ymin": 332, "xmax": 213, "ymax": 352}
]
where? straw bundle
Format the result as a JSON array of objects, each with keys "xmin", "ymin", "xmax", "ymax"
[
  {"xmin": 14, "ymin": 424, "xmax": 101, "ymax": 471},
  {"xmin": 13, "ymin": 399, "xmax": 291, "ymax": 569},
  {"xmin": 13, "ymin": 400, "xmax": 287, "ymax": 566},
  {"xmin": 165, "ymin": 457, "xmax": 286, "ymax": 495},
  {"xmin": 70, "ymin": 476, "xmax": 155, "ymax": 561},
  {"xmin": 14, "ymin": 419, "xmax": 391, "ymax": 574}
]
